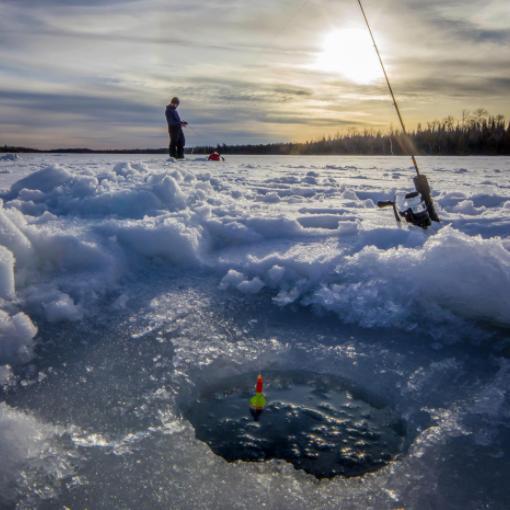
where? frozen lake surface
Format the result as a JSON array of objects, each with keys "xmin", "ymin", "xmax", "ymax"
[{"xmin": 0, "ymin": 154, "xmax": 509, "ymax": 509}]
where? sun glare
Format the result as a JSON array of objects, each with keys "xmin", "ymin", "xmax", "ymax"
[{"xmin": 315, "ymin": 28, "xmax": 382, "ymax": 84}]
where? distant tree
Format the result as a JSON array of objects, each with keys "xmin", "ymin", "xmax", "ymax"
[{"xmin": 3, "ymin": 110, "xmax": 509, "ymax": 156}]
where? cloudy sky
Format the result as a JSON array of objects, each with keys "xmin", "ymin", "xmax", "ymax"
[{"xmin": 1, "ymin": 0, "xmax": 509, "ymax": 149}]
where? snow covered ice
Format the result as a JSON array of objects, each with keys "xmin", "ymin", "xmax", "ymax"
[{"xmin": 0, "ymin": 154, "xmax": 509, "ymax": 509}]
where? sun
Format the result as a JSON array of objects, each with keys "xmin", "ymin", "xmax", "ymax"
[{"xmin": 315, "ymin": 28, "xmax": 382, "ymax": 84}]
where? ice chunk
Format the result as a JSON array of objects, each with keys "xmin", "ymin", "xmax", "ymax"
[
  {"xmin": 0, "ymin": 202, "xmax": 33, "ymax": 267},
  {"xmin": 452, "ymin": 200, "xmax": 485, "ymax": 215},
  {"xmin": 0, "ymin": 311, "xmax": 37, "ymax": 364},
  {"xmin": 43, "ymin": 291, "xmax": 83, "ymax": 323},
  {"xmin": 0, "ymin": 364, "xmax": 13, "ymax": 386},
  {"xmin": 237, "ymin": 276, "xmax": 264, "ymax": 294},
  {"xmin": 0, "ymin": 245, "xmax": 15, "ymax": 299},
  {"xmin": 267, "ymin": 265, "xmax": 285, "ymax": 284},
  {"xmin": 261, "ymin": 192, "xmax": 281, "ymax": 203},
  {"xmin": 8, "ymin": 165, "xmax": 72, "ymax": 197},
  {"xmin": 115, "ymin": 219, "xmax": 202, "ymax": 265},
  {"xmin": 219, "ymin": 269, "xmax": 245, "ymax": 289},
  {"xmin": 150, "ymin": 174, "xmax": 186, "ymax": 210},
  {"xmin": 77, "ymin": 190, "xmax": 162, "ymax": 218}
]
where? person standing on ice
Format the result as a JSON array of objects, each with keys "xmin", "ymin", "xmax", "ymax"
[{"xmin": 165, "ymin": 97, "xmax": 188, "ymax": 159}]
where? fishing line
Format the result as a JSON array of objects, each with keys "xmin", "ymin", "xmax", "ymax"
[
  {"xmin": 356, "ymin": 0, "xmax": 420, "ymax": 177},
  {"xmin": 357, "ymin": 0, "xmax": 440, "ymax": 223}
]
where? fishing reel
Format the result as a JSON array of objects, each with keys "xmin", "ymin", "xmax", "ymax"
[
  {"xmin": 377, "ymin": 174, "xmax": 439, "ymax": 229},
  {"xmin": 378, "ymin": 191, "xmax": 432, "ymax": 229}
]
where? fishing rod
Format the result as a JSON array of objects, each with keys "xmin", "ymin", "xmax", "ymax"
[
  {"xmin": 357, "ymin": 0, "xmax": 419, "ymax": 177},
  {"xmin": 356, "ymin": 0, "xmax": 440, "ymax": 224}
]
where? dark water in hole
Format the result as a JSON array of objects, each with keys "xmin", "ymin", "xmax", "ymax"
[{"xmin": 184, "ymin": 370, "xmax": 406, "ymax": 478}]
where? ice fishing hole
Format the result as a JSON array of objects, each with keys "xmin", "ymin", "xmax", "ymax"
[{"xmin": 184, "ymin": 370, "xmax": 406, "ymax": 479}]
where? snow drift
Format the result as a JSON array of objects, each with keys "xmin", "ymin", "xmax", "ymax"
[{"xmin": 0, "ymin": 156, "xmax": 508, "ymax": 373}]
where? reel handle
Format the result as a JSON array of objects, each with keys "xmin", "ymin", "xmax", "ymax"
[
  {"xmin": 377, "ymin": 201, "xmax": 401, "ymax": 223},
  {"xmin": 377, "ymin": 200, "xmax": 395, "ymax": 208}
]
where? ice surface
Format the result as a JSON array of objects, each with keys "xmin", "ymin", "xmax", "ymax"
[
  {"xmin": 0, "ymin": 154, "xmax": 508, "ymax": 509},
  {"xmin": 0, "ymin": 402, "xmax": 72, "ymax": 507}
]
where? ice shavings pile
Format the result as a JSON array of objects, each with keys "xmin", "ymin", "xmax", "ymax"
[
  {"xmin": 220, "ymin": 227, "xmax": 510, "ymax": 333},
  {"xmin": 0, "ymin": 155, "xmax": 509, "ymax": 375}
]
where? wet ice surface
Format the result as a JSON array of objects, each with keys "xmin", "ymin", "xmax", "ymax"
[
  {"xmin": 0, "ymin": 155, "xmax": 509, "ymax": 509},
  {"xmin": 185, "ymin": 370, "xmax": 406, "ymax": 478}
]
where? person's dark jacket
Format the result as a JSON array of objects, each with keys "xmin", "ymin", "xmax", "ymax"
[{"xmin": 165, "ymin": 104, "xmax": 182, "ymax": 127}]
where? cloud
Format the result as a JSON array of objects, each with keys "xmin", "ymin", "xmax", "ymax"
[
  {"xmin": 391, "ymin": 0, "xmax": 510, "ymax": 44},
  {"xmin": 425, "ymin": 15, "xmax": 510, "ymax": 44},
  {"xmin": 1, "ymin": 0, "xmax": 141, "ymax": 5},
  {"xmin": 179, "ymin": 77, "xmax": 313, "ymax": 105},
  {"xmin": 0, "ymin": 89, "xmax": 160, "ymax": 122},
  {"xmin": 402, "ymin": 76, "xmax": 510, "ymax": 98},
  {"xmin": 264, "ymin": 114, "xmax": 363, "ymax": 127}
]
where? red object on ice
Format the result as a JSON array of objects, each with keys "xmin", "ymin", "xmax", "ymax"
[
  {"xmin": 208, "ymin": 151, "xmax": 221, "ymax": 161},
  {"xmin": 256, "ymin": 374, "xmax": 263, "ymax": 394}
]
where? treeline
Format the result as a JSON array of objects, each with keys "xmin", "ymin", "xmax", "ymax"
[
  {"xmin": 195, "ymin": 110, "xmax": 510, "ymax": 156},
  {"xmin": 2, "ymin": 110, "xmax": 510, "ymax": 155}
]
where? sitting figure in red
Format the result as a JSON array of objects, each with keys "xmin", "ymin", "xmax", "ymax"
[{"xmin": 208, "ymin": 151, "xmax": 224, "ymax": 161}]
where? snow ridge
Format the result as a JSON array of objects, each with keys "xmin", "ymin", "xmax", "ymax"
[{"xmin": 0, "ymin": 156, "xmax": 509, "ymax": 372}]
